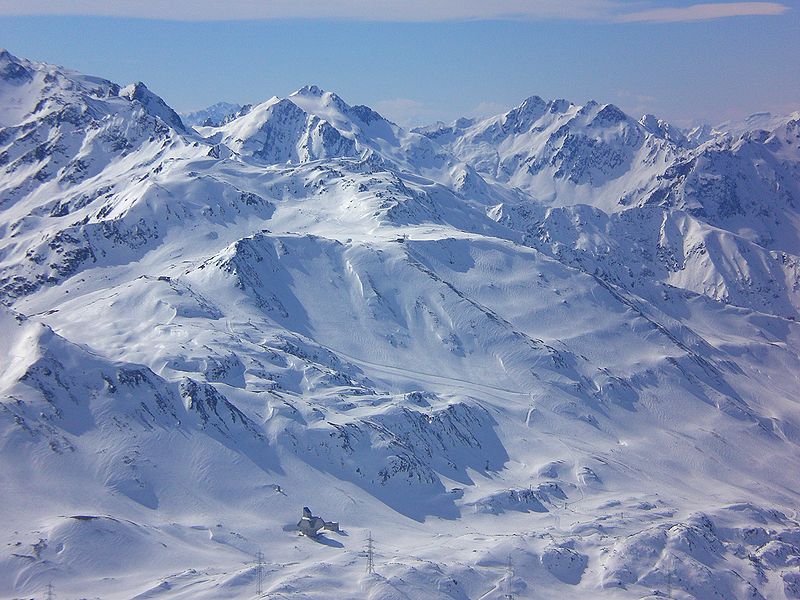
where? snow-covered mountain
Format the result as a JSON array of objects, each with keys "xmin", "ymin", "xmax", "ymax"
[
  {"xmin": 1, "ymin": 50, "xmax": 800, "ymax": 600},
  {"xmin": 419, "ymin": 100, "xmax": 800, "ymax": 320},
  {"xmin": 181, "ymin": 101, "xmax": 244, "ymax": 127}
]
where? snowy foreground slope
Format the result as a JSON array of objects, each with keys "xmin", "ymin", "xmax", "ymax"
[{"xmin": 1, "ymin": 50, "xmax": 800, "ymax": 599}]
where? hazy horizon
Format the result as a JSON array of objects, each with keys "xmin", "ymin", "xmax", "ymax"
[{"xmin": 0, "ymin": 3, "xmax": 798, "ymax": 128}]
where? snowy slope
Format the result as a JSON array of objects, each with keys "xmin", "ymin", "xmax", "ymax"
[{"xmin": 1, "ymin": 52, "xmax": 800, "ymax": 600}]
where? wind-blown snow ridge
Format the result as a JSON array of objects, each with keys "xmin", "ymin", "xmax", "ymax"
[{"xmin": 1, "ymin": 53, "xmax": 800, "ymax": 600}]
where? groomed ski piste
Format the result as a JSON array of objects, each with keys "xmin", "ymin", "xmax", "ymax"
[{"xmin": 1, "ymin": 49, "xmax": 800, "ymax": 599}]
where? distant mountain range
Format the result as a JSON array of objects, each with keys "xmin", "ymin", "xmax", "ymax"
[
  {"xmin": 2, "ymin": 49, "xmax": 800, "ymax": 600},
  {"xmin": 181, "ymin": 101, "xmax": 246, "ymax": 127}
]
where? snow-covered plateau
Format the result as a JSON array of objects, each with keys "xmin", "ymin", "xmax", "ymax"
[{"xmin": 1, "ymin": 49, "xmax": 800, "ymax": 599}]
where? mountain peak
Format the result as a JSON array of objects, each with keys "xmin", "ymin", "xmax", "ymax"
[
  {"xmin": 120, "ymin": 81, "xmax": 187, "ymax": 132},
  {"xmin": 592, "ymin": 103, "xmax": 628, "ymax": 124},
  {"xmin": 120, "ymin": 81, "xmax": 151, "ymax": 99},
  {"xmin": 503, "ymin": 94, "xmax": 548, "ymax": 128},
  {"xmin": 288, "ymin": 85, "xmax": 351, "ymax": 117},
  {"xmin": 521, "ymin": 94, "xmax": 546, "ymax": 108},
  {"xmin": 292, "ymin": 84, "xmax": 326, "ymax": 97},
  {"xmin": 0, "ymin": 48, "xmax": 31, "ymax": 83},
  {"xmin": 548, "ymin": 98, "xmax": 572, "ymax": 113}
]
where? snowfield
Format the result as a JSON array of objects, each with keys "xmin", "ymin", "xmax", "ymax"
[{"xmin": 1, "ymin": 49, "xmax": 800, "ymax": 599}]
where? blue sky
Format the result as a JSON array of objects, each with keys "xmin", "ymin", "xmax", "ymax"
[{"xmin": 0, "ymin": 1, "xmax": 797, "ymax": 127}]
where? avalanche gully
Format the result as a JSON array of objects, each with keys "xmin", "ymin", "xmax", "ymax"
[{"xmin": 1, "ymin": 49, "xmax": 800, "ymax": 599}]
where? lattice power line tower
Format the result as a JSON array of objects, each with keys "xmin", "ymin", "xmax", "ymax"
[
  {"xmin": 504, "ymin": 556, "xmax": 514, "ymax": 600},
  {"xmin": 667, "ymin": 567, "xmax": 673, "ymax": 599},
  {"xmin": 253, "ymin": 550, "xmax": 265, "ymax": 598},
  {"xmin": 44, "ymin": 582, "xmax": 55, "ymax": 600},
  {"xmin": 365, "ymin": 531, "xmax": 375, "ymax": 575}
]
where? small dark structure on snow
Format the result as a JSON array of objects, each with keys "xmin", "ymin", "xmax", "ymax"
[{"xmin": 297, "ymin": 506, "xmax": 339, "ymax": 537}]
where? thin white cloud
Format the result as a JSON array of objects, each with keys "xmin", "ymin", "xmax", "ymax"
[
  {"xmin": 617, "ymin": 2, "xmax": 789, "ymax": 23},
  {"xmin": 0, "ymin": 0, "xmax": 789, "ymax": 22},
  {"xmin": 0, "ymin": 0, "xmax": 618, "ymax": 21}
]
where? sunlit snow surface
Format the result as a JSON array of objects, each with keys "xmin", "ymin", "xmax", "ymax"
[{"xmin": 1, "ymin": 50, "xmax": 800, "ymax": 599}]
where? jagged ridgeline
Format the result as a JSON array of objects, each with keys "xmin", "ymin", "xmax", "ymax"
[{"xmin": 1, "ymin": 49, "xmax": 800, "ymax": 599}]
